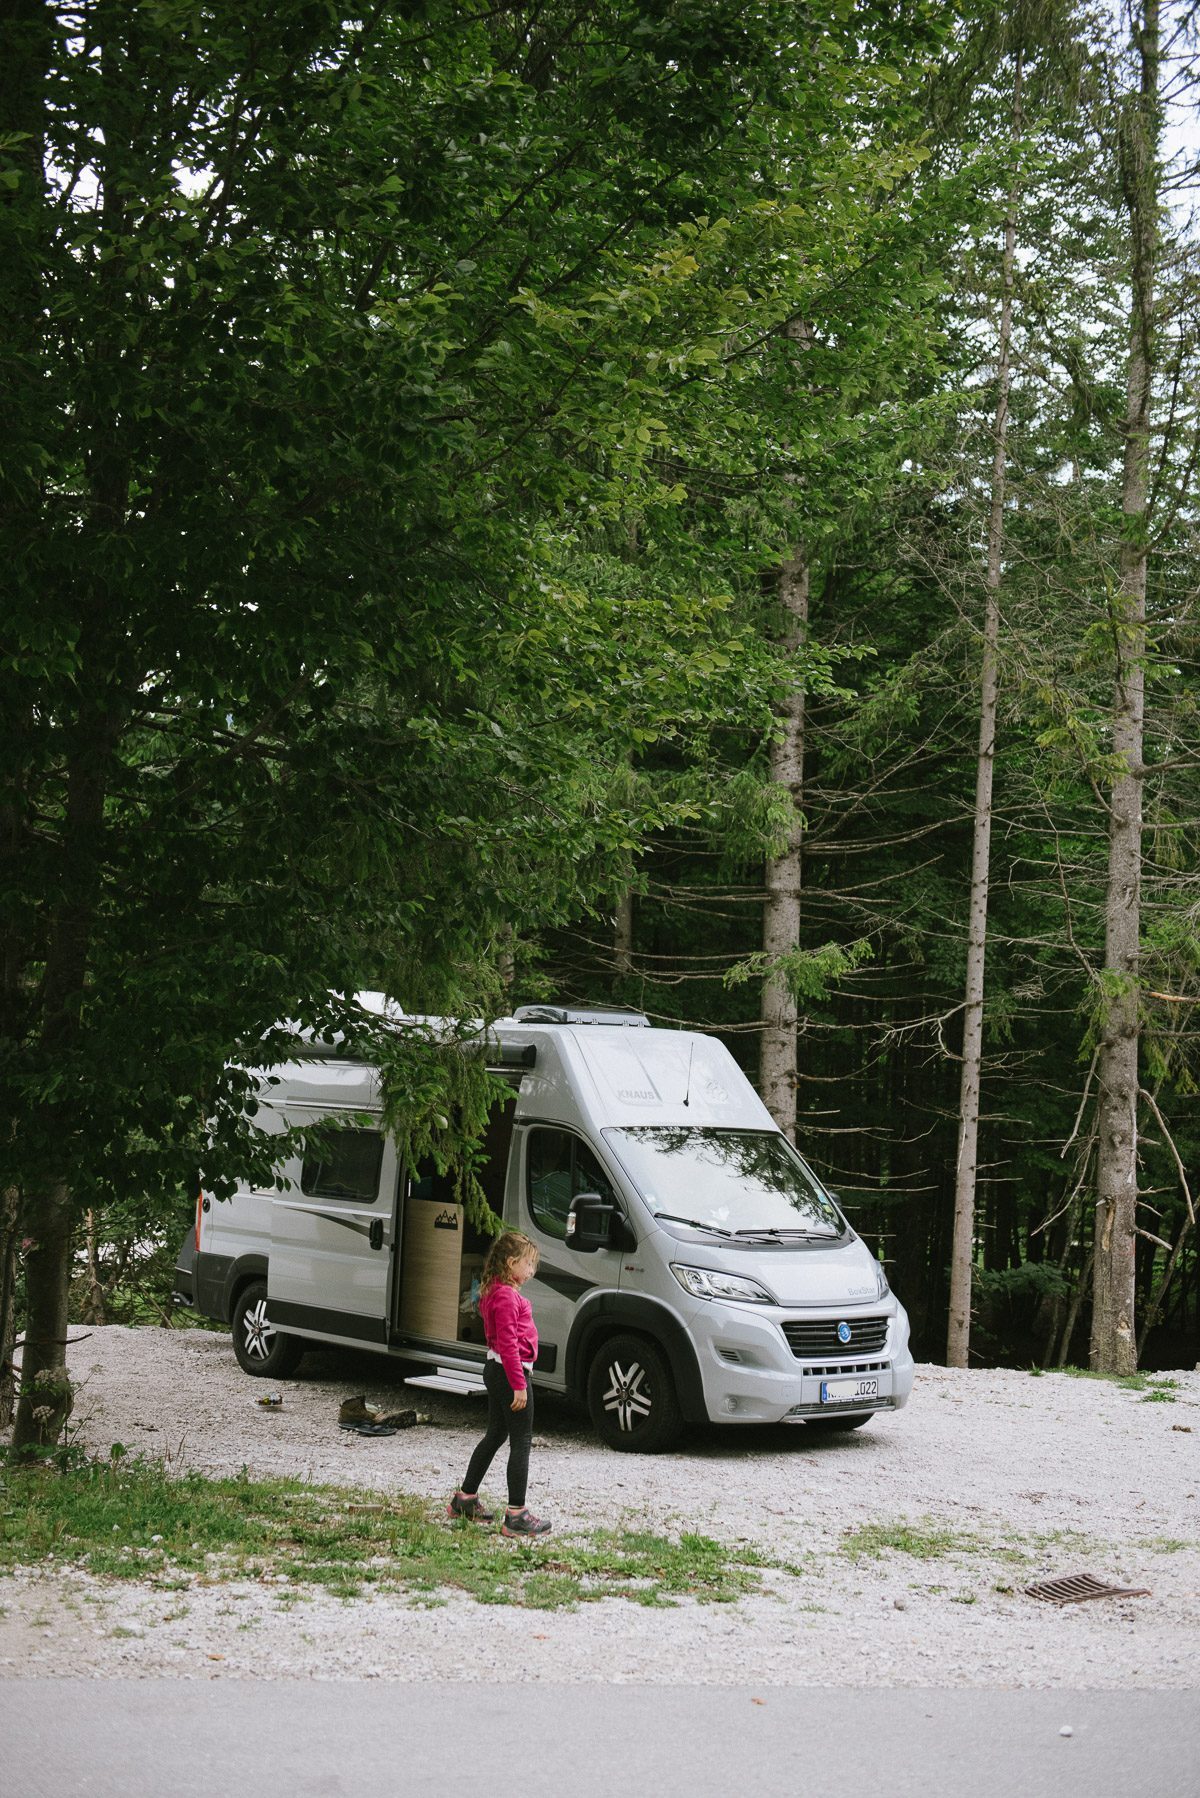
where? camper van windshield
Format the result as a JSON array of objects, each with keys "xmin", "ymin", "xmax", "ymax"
[{"xmin": 603, "ymin": 1127, "xmax": 843, "ymax": 1238}]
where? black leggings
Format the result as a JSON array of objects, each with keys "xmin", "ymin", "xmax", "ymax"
[{"xmin": 461, "ymin": 1360, "xmax": 534, "ymax": 1508}]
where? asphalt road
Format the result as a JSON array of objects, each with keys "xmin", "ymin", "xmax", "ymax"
[{"xmin": 4, "ymin": 1681, "xmax": 1197, "ymax": 1798}]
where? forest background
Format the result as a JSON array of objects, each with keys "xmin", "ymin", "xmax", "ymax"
[{"xmin": 2, "ymin": 0, "xmax": 1197, "ymax": 1448}]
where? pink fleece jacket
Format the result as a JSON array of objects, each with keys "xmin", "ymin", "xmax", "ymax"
[{"xmin": 480, "ymin": 1281, "xmax": 538, "ymax": 1391}]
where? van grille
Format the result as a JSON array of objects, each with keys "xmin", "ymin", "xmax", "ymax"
[
  {"xmin": 782, "ymin": 1316, "xmax": 889, "ymax": 1358},
  {"xmin": 805, "ymin": 1359, "xmax": 889, "ymax": 1377}
]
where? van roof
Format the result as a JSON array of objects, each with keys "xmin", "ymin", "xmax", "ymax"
[
  {"xmin": 510, "ymin": 1004, "xmax": 649, "ymax": 1027},
  {"xmin": 266, "ymin": 993, "xmax": 775, "ymax": 1134}
]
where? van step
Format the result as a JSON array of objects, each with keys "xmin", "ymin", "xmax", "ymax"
[{"xmin": 403, "ymin": 1371, "xmax": 487, "ymax": 1397}]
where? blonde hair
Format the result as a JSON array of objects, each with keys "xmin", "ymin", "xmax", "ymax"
[{"xmin": 481, "ymin": 1230, "xmax": 538, "ymax": 1296}]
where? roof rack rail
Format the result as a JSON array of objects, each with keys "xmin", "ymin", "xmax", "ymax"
[{"xmin": 512, "ymin": 1004, "xmax": 649, "ymax": 1028}]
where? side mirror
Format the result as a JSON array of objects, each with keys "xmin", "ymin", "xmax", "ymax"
[{"xmin": 566, "ymin": 1191, "xmax": 619, "ymax": 1253}]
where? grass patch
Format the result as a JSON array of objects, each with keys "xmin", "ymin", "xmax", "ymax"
[
  {"xmin": 0, "ymin": 1455, "xmax": 769, "ymax": 1612},
  {"xmin": 1058, "ymin": 1367, "xmax": 1179, "ymax": 1397},
  {"xmin": 1030, "ymin": 1527, "xmax": 1103, "ymax": 1566},
  {"xmin": 1060, "ymin": 1366, "xmax": 1149, "ymax": 1389},
  {"xmin": 840, "ymin": 1520, "xmax": 973, "ymax": 1562}
]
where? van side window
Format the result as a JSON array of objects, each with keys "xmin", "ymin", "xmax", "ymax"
[
  {"xmin": 300, "ymin": 1129, "xmax": 384, "ymax": 1203},
  {"xmin": 527, "ymin": 1129, "xmax": 616, "ymax": 1240}
]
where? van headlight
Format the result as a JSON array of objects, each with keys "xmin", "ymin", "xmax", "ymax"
[
  {"xmin": 874, "ymin": 1259, "xmax": 890, "ymax": 1300},
  {"xmin": 671, "ymin": 1265, "xmax": 776, "ymax": 1305}
]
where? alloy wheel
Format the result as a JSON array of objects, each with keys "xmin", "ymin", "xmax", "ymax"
[
  {"xmin": 602, "ymin": 1357, "xmax": 652, "ymax": 1432},
  {"xmin": 242, "ymin": 1297, "xmax": 275, "ymax": 1360}
]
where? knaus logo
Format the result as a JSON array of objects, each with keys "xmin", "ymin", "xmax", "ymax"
[{"xmin": 433, "ymin": 1209, "xmax": 460, "ymax": 1231}]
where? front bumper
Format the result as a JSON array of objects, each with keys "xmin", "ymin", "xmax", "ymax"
[{"xmin": 690, "ymin": 1299, "xmax": 914, "ymax": 1425}]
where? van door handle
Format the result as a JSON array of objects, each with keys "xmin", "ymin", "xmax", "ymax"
[{"xmin": 368, "ymin": 1219, "xmax": 384, "ymax": 1251}]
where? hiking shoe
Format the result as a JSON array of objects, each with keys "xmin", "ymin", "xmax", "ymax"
[
  {"xmin": 501, "ymin": 1508, "xmax": 551, "ymax": 1539},
  {"xmin": 447, "ymin": 1492, "xmax": 495, "ymax": 1523}
]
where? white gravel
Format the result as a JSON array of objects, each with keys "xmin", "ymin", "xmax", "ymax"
[{"xmin": 2, "ymin": 1325, "xmax": 1198, "ymax": 1687}]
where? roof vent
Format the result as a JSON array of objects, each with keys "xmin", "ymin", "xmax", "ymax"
[{"xmin": 513, "ymin": 1004, "xmax": 650, "ymax": 1028}]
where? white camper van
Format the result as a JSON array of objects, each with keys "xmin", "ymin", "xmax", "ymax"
[{"xmin": 192, "ymin": 999, "xmax": 913, "ymax": 1452}]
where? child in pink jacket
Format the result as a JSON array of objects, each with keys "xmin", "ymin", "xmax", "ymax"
[{"xmin": 448, "ymin": 1230, "xmax": 551, "ymax": 1538}]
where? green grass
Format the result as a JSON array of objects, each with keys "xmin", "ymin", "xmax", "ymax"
[
  {"xmin": 0, "ymin": 1455, "xmax": 769, "ymax": 1611},
  {"xmin": 1057, "ymin": 1367, "xmax": 1179, "ymax": 1398},
  {"xmin": 840, "ymin": 1520, "xmax": 973, "ymax": 1562},
  {"xmin": 1033, "ymin": 1527, "xmax": 1094, "ymax": 1554},
  {"xmin": 839, "ymin": 1518, "xmax": 1041, "ymax": 1570}
]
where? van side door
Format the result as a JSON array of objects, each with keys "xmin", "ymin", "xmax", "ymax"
[{"xmin": 267, "ymin": 1112, "xmax": 399, "ymax": 1349}]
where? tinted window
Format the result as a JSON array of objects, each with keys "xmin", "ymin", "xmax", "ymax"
[
  {"xmin": 301, "ymin": 1129, "xmax": 384, "ymax": 1203},
  {"xmin": 527, "ymin": 1129, "xmax": 616, "ymax": 1241}
]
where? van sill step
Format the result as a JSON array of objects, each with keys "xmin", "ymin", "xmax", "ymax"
[{"xmin": 403, "ymin": 1372, "xmax": 487, "ymax": 1396}]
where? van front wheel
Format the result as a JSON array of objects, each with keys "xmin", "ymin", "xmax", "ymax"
[
  {"xmin": 587, "ymin": 1333, "xmax": 681, "ymax": 1454},
  {"xmin": 232, "ymin": 1281, "xmax": 304, "ymax": 1379}
]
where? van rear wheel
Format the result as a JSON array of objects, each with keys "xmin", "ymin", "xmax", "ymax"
[
  {"xmin": 587, "ymin": 1333, "xmax": 681, "ymax": 1454},
  {"xmin": 232, "ymin": 1281, "xmax": 304, "ymax": 1379}
]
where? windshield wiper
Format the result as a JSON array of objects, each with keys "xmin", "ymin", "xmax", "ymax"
[
  {"xmin": 653, "ymin": 1212, "xmax": 735, "ymax": 1238},
  {"xmin": 734, "ymin": 1226, "xmax": 839, "ymax": 1241}
]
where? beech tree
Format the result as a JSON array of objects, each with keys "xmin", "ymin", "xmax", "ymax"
[{"xmin": 2, "ymin": 2, "xmax": 941, "ymax": 1443}]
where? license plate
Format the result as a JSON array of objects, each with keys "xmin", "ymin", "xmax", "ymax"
[{"xmin": 820, "ymin": 1376, "xmax": 879, "ymax": 1406}]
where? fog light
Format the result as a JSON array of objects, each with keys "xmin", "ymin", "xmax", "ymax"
[{"xmin": 722, "ymin": 1396, "xmax": 738, "ymax": 1414}]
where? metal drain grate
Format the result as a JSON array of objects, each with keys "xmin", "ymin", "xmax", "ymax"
[{"xmin": 1026, "ymin": 1572, "xmax": 1151, "ymax": 1605}]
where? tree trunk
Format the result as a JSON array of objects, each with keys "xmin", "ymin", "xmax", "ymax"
[
  {"xmin": 1090, "ymin": 0, "xmax": 1159, "ymax": 1375},
  {"xmin": 760, "ymin": 549, "xmax": 809, "ymax": 1140},
  {"xmin": 1056, "ymin": 1247, "xmax": 1094, "ymax": 1369},
  {"xmin": 11, "ymin": 1178, "xmax": 75, "ymax": 1447},
  {"xmin": 946, "ymin": 53, "xmax": 1022, "ymax": 1368},
  {"xmin": 1, "ymin": 9, "xmax": 52, "ymax": 1378},
  {"xmin": 614, "ymin": 889, "xmax": 634, "ymax": 978},
  {"xmin": 0, "ymin": 1185, "xmax": 20, "ymax": 1427},
  {"xmin": 82, "ymin": 1208, "xmax": 107, "ymax": 1325},
  {"xmin": 11, "ymin": 742, "xmax": 112, "ymax": 1447}
]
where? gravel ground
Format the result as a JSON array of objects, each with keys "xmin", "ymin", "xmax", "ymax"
[{"xmin": 2, "ymin": 1325, "xmax": 1198, "ymax": 1687}]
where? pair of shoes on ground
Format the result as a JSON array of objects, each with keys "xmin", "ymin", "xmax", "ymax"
[
  {"xmin": 446, "ymin": 1492, "xmax": 551, "ymax": 1536},
  {"xmin": 339, "ymin": 1395, "xmax": 421, "ymax": 1434}
]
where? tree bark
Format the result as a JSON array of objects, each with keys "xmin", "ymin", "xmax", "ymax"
[
  {"xmin": 82, "ymin": 1209, "xmax": 107, "ymax": 1326},
  {"xmin": 759, "ymin": 549, "xmax": 809, "ymax": 1140},
  {"xmin": 946, "ymin": 54, "xmax": 1022, "ymax": 1368},
  {"xmin": 0, "ymin": 1185, "xmax": 20, "ymax": 1427},
  {"xmin": 12, "ymin": 744, "xmax": 111, "ymax": 1447},
  {"xmin": 613, "ymin": 889, "xmax": 634, "ymax": 978},
  {"xmin": 1090, "ymin": 0, "xmax": 1159, "ymax": 1375},
  {"xmin": 11, "ymin": 1178, "xmax": 75, "ymax": 1447}
]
